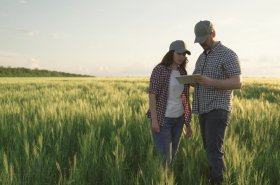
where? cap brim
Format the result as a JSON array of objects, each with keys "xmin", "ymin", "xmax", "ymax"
[
  {"xmin": 194, "ymin": 35, "xmax": 209, "ymax": 44},
  {"xmin": 185, "ymin": 50, "xmax": 191, "ymax": 55},
  {"xmin": 177, "ymin": 49, "xmax": 191, "ymax": 55}
]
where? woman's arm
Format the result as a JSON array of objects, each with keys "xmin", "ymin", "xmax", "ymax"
[{"xmin": 149, "ymin": 93, "xmax": 160, "ymax": 133}]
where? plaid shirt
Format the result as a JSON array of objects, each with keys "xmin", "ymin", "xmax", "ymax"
[
  {"xmin": 192, "ymin": 42, "xmax": 241, "ymax": 114},
  {"xmin": 146, "ymin": 64, "xmax": 191, "ymax": 126}
]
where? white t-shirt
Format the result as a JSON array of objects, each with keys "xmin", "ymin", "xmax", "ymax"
[{"xmin": 165, "ymin": 70, "xmax": 184, "ymax": 118}]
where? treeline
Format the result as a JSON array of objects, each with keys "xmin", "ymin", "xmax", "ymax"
[{"xmin": 0, "ymin": 66, "xmax": 93, "ymax": 77}]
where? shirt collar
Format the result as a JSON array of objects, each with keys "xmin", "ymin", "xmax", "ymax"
[{"xmin": 204, "ymin": 41, "xmax": 221, "ymax": 55}]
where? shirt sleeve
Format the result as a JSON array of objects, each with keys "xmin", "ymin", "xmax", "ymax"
[
  {"xmin": 148, "ymin": 65, "xmax": 162, "ymax": 95},
  {"xmin": 182, "ymin": 84, "xmax": 191, "ymax": 125},
  {"xmin": 193, "ymin": 66, "xmax": 198, "ymax": 75},
  {"xmin": 224, "ymin": 52, "xmax": 241, "ymax": 77},
  {"xmin": 193, "ymin": 56, "xmax": 202, "ymax": 75}
]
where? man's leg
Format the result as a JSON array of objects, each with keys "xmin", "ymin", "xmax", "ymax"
[
  {"xmin": 204, "ymin": 109, "xmax": 231, "ymax": 183},
  {"xmin": 199, "ymin": 114, "xmax": 206, "ymax": 149}
]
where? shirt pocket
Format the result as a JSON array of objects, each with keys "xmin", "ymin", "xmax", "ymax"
[{"xmin": 208, "ymin": 62, "xmax": 225, "ymax": 79}]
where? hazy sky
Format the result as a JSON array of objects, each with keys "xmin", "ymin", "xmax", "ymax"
[{"xmin": 0, "ymin": 0, "xmax": 279, "ymax": 77}]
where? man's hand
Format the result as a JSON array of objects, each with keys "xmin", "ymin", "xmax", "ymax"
[
  {"xmin": 151, "ymin": 120, "xmax": 160, "ymax": 133},
  {"xmin": 195, "ymin": 75, "xmax": 212, "ymax": 88}
]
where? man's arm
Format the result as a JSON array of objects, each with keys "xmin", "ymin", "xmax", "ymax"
[{"xmin": 196, "ymin": 75, "xmax": 242, "ymax": 90}]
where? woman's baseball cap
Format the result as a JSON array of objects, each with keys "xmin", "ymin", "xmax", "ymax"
[{"xmin": 169, "ymin": 40, "xmax": 191, "ymax": 55}]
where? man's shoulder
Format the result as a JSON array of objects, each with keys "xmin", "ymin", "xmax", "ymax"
[
  {"xmin": 197, "ymin": 53, "xmax": 205, "ymax": 61},
  {"xmin": 218, "ymin": 43, "xmax": 238, "ymax": 57}
]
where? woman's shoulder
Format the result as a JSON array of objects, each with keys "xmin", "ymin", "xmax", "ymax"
[
  {"xmin": 150, "ymin": 64, "xmax": 170, "ymax": 79},
  {"xmin": 154, "ymin": 64, "xmax": 167, "ymax": 70},
  {"xmin": 153, "ymin": 64, "xmax": 169, "ymax": 73}
]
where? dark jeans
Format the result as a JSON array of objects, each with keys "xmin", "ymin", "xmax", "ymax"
[
  {"xmin": 152, "ymin": 115, "xmax": 184, "ymax": 166},
  {"xmin": 199, "ymin": 109, "xmax": 231, "ymax": 182}
]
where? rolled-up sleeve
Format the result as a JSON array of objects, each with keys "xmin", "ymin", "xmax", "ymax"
[
  {"xmin": 148, "ymin": 66, "xmax": 161, "ymax": 95},
  {"xmin": 224, "ymin": 52, "xmax": 241, "ymax": 77}
]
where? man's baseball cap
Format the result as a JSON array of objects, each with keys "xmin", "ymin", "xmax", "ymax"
[
  {"xmin": 169, "ymin": 40, "xmax": 191, "ymax": 55},
  {"xmin": 194, "ymin": 20, "xmax": 214, "ymax": 44}
]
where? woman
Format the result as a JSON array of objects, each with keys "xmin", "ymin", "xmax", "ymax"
[{"xmin": 146, "ymin": 40, "xmax": 192, "ymax": 166}]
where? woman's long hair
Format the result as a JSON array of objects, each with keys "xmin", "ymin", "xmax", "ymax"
[{"xmin": 159, "ymin": 50, "xmax": 188, "ymax": 73}]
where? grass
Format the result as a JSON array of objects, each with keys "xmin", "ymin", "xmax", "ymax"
[{"xmin": 0, "ymin": 77, "xmax": 279, "ymax": 185}]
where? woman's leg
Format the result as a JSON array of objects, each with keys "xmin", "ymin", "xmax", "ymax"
[
  {"xmin": 171, "ymin": 115, "xmax": 184, "ymax": 163},
  {"xmin": 152, "ymin": 118, "xmax": 172, "ymax": 166}
]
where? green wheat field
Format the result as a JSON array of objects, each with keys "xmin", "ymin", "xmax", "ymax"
[{"xmin": 0, "ymin": 77, "xmax": 279, "ymax": 185}]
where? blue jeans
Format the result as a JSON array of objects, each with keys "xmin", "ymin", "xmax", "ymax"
[
  {"xmin": 199, "ymin": 109, "xmax": 231, "ymax": 182},
  {"xmin": 152, "ymin": 115, "xmax": 184, "ymax": 166}
]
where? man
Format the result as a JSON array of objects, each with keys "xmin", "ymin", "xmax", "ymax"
[{"xmin": 192, "ymin": 20, "xmax": 242, "ymax": 184}]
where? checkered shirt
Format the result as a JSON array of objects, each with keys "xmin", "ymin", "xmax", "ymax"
[
  {"xmin": 192, "ymin": 42, "xmax": 241, "ymax": 114},
  {"xmin": 146, "ymin": 64, "xmax": 191, "ymax": 126}
]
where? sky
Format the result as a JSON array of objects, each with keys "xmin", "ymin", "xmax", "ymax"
[{"xmin": 0, "ymin": 0, "xmax": 279, "ymax": 77}]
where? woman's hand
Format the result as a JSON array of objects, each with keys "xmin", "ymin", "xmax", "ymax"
[
  {"xmin": 151, "ymin": 120, "xmax": 160, "ymax": 133},
  {"xmin": 189, "ymin": 83, "xmax": 196, "ymax": 87},
  {"xmin": 185, "ymin": 125, "xmax": 192, "ymax": 138}
]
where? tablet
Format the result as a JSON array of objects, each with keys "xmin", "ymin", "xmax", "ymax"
[{"xmin": 176, "ymin": 74, "xmax": 201, "ymax": 84}]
